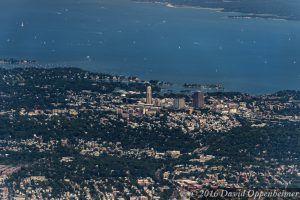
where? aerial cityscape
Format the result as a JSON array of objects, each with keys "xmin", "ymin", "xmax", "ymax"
[{"xmin": 0, "ymin": 0, "xmax": 299, "ymax": 199}]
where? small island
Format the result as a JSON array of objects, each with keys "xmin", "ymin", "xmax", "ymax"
[{"xmin": 0, "ymin": 58, "xmax": 36, "ymax": 65}]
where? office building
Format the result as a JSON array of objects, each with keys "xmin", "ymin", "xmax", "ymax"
[
  {"xmin": 193, "ymin": 91, "xmax": 205, "ymax": 108},
  {"xmin": 174, "ymin": 98, "xmax": 185, "ymax": 109},
  {"xmin": 146, "ymin": 86, "xmax": 152, "ymax": 104}
]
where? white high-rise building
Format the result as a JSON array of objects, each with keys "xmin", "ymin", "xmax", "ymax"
[{"xmin": 146, "ymin": 86, "xmax": 152, "ymax": 104}]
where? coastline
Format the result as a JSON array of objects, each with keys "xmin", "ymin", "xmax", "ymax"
[
  {"xmin": 165, "ymin": 2, "xmax": 224, "ymax": 12},
  {"xmin": 133, "ymin": 1, "xmax": 224, "ymax": 12},
  {"xmin": 132, "ymin": 0, "xmax": 292, "ymax": 21},
  {"xmin": 1, "ymin": 65, "xmax": 298, "ymax": 96}
]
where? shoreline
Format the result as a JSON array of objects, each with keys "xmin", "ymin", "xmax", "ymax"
[
  {"xmin": 165, "ymin": 2, "xmax": 224, "ymax": 12},
  {"xmin": 1, "ymin": 65, "xmax": 299, "ymax": 97},
  {"xmin": 133, "ymin": 0, "xmax": 292, "ymax": 21}
]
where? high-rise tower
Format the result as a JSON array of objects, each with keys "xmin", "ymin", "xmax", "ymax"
[
  {"xmin": 193, "ymin": 91, "xmax": 204, "ymax": 108},
  {"xmin": 146, "ymin": 86, "xmax": 152, "ymax": 104}
]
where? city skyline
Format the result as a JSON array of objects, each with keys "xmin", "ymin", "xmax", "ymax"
[{"xmin": 0, "ymin": 0, "xmax": 299, "ymax": 199}]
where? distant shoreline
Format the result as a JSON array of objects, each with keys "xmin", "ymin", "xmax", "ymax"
[
  {"xmin": 1, "ymin": 66, "xmax": 299, "ymax": 97},
  {"xmin": 133, "ymin": 0, "xmax": 294, "ymax": 21},
  {"xmin": 164, "ymin": 2, "xmax": 224, "ymax": 12},
  {"xmin": 133, "ymin": 1, "xmax": 224, "ymax": 12}
]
